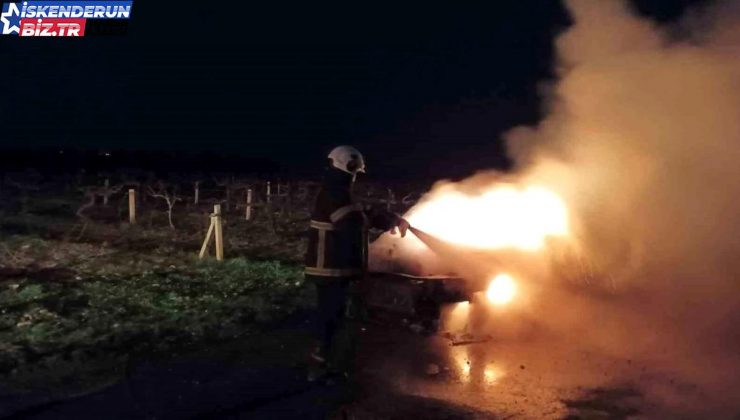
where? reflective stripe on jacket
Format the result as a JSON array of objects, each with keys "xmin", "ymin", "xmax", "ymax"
[
  {"xmin": 305, "ymin": 203, "xmax": 369, "ymax": 278},
  {"xmin": 304, "ymin": 181, "xmax": 400, "ymax": 280}
]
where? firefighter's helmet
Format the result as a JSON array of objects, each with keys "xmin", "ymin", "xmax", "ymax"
[{"xmin": 328, "ymin": 145, "xmax": 366, "ymax": 175}]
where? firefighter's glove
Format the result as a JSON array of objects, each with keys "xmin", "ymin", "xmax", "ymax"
[{"xmin": 390, "ymin": 217, "xmax": 410, "ymax": 238}]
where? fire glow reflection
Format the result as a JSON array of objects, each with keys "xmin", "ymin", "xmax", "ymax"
[
  {"xmin": 451, "ymin": 346, "xmax": 506, "ymax": 386},
  {"xmin": 483, "ymin": 364, "xmax": 504, "ymax": 385}
]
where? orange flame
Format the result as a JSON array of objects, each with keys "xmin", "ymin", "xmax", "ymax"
[
  {"xmin": 486, "ymin": 273, "xmax": 517, "ymax": 305},
  {"xmin": 406, "ymin": 184, "xmax": 569, "ymax": 251}
]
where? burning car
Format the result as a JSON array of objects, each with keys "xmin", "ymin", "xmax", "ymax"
[{"xmin": 363, "ymin": 182, "xmax": 569, "ymax": 335}]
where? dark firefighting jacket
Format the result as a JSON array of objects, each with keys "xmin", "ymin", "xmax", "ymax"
[{"xmin": 305, "ymin": 171, "xmax": 399, "ymax": 280}]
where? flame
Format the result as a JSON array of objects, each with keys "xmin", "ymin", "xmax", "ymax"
[
  {"xmin": 407, "ymin": 184, "xmax": 569, "ymax": 251},
  {"xmin": 486, "ymin": 273, "xmax": 517, "ymax": 305}
]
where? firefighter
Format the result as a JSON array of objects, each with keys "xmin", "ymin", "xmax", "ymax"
[{"xmin": 305, "ymin": 145, "xmax": 409, "ymax": 381}]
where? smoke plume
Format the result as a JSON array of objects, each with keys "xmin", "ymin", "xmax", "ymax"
[
  {"xmin": 374, "ymin": 0, "xmax": 740, "ymax": 415},
  {"xmin": 511, "ymin": 0, "xmax": 740, "ymax": 329},
  {"xmin": 508, "ymin": 0, "xmax": 740, "ymax": 414}
]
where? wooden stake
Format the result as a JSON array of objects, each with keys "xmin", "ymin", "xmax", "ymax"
[
  {"xmin": 198, "ymin": 204, "xmax": 224, "ymax": 261},
  {"xmin": 103, "ymin": 178, "xmax": 110, "ymax": 206},
  {"xmin": 246, "ymin": 188, "xmax": 253, "ymax": 220},
  {"xmin": 214, "ymin": 204, "xmax": 224, "ymax": 261},
  {"xmin": 199, "ymin": 217, "xmax": 215, "ymax": 259},
  {"xmin": 128, "ymin": 189, "xmax": 136, "ymax": 224}
]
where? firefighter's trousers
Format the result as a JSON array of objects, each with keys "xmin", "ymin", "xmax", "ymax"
[{"xmin": 312, "ymin": 277, "xmax": 362, "ymax": 373}]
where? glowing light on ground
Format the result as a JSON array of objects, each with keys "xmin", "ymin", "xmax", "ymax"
[
  {"xmin": 451, "ymin": 346, "xmax": 506, "ymax": 386},
  {"xmin": 406, "ymin": 184, "xmax": 569, "ymax": 251},
  {"xmin": 452, "ymin": 347, "xmax": 472, "ymax": 383},
  {"xmin": 486, "ymin": 273, "xmax": 517, "ymax": 305},
  {"xmin": 484, "ymin": 365, "xmax": 504, "ymax": 385}
]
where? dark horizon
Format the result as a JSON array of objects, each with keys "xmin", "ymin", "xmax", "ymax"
[{"xmin": 0, "ymin": 0, "xmax": 707, "ymax": 181}]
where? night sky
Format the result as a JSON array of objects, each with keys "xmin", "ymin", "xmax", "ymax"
[{"xmin": 0, "ymin": 0, "xmax": 709, "ymax": 180}]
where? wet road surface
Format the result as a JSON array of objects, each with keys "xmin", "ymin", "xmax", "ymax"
[{"xmin": 1, "ymin": 319, "xmax": 736, "ymax": 419}]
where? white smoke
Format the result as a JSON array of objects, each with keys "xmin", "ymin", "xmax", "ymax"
[
  {"xmin": 374, "ymin": 0, "xmax": 740, "ymax": 415},
  {"xmin": 507, "ymin": 0, "xmax": 740, "ymax": 415}
]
